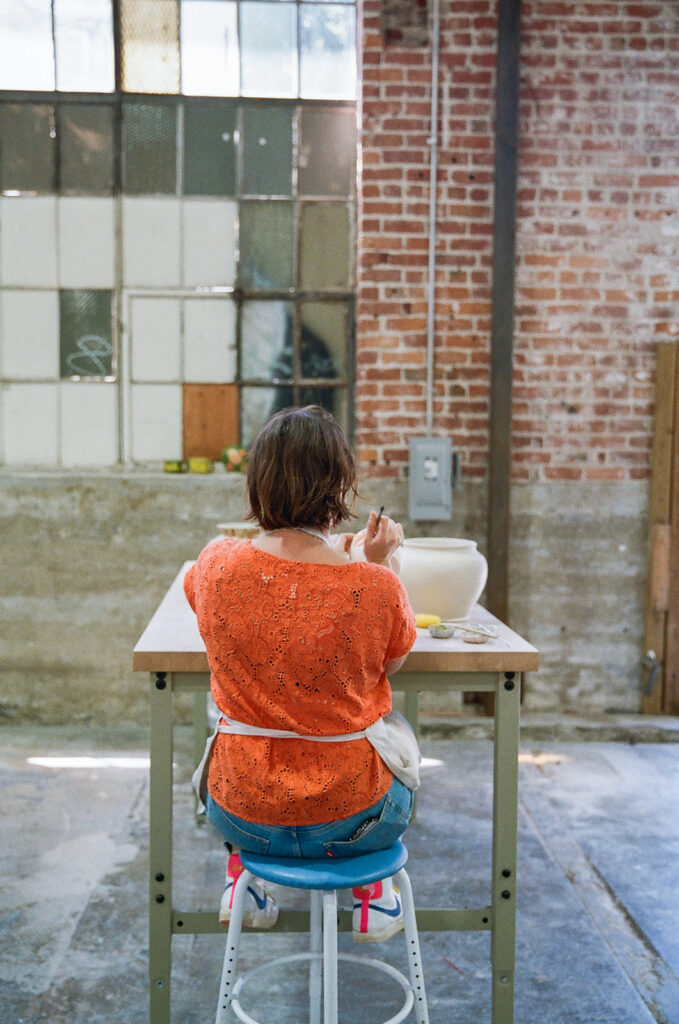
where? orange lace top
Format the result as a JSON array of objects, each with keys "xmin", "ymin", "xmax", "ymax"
[{"xmin": 184, "ymin": 538, "xmax": 417, "ymax": 825}]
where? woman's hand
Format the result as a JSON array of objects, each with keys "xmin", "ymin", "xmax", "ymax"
[
  {"xmin": 329, "ymin": 532, "xmax": 355, "ymax": 556},
  {"xmin": 363, "ymin": 510, "xmax": 404, "ymax": 566}
]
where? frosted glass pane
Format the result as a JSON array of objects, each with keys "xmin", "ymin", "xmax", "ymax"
[
  {"xmin": 300, "ymin": 5, "xmax": 356, "ymax": 100},
  {"xmin": 2, "ymin": 384, "xmax": 59, "ymax": 466},
  {"xmin": 0, "ymin": 197, "xmax": 58, "ymax": 287},
  {"xmin": 120, "ymin": 0, "xmax": 180, "ymax": 94},
  {"xmin": 0, "ymin": 1, "xmax": 55, "ymax": 91},
  {"xmin": 130, "ymin": 296, "xmax": 182, "ymax": 382},
  {"xmin": 300, "ymin": 203, "xmax": 351, "ymax": 289},
  {"xmin": 54, "ymin": 0, "xmax": 114, "ymax": 92},
  {"xmin": 183, "ymin": 299, "xmax": 236, "ymax": 383},
  {"xmin": 241, "ymin": 300, "xmax": 293, "ymax": 381},
  {"xmin": 181, "ymin": 1, "xmax": 238, "ymax": 97},
  {"xmin": 300, "ymin": 302, "xmax": 347, "ymax": 379},
  {"xmin": 60, "ymin": 382, "xmax": 118, "ymax": 466},
  {"xmin": 239, "ymin": 202, "xmax": 294, "ymax": 290},
  {"xmin": 131, "ymin": 384, "xmax": 182, "ymax": 461},
  {"xmin": 183, "ymin": 200, "xmax": 237, "ymax": 286},
  {"xmin": 58, "ymin": 198, "xmax": 116, "ymax": 288},
  {"xmin": 0, "ymin": 290, "xmax": 60, "ymax": 379},
  {"xmin": 122, "ymin": 198, "xmax": 182, "ymax": 287},
  {"xmin": 241, "ymin": 2, "xmax": 297, "ymax": 98}
]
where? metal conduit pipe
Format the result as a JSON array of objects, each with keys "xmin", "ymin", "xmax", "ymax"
[{"xmin": 425, "ymin": 0, "xmax": 441, "ymax": 437}]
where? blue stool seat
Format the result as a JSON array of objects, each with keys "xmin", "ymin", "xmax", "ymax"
[{"xmin": 240, "ymin": 840, "xmax": 409, "ymax": 891}]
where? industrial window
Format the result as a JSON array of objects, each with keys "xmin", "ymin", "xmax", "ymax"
[{"xmin": 0, "ymin": 1, "xmax": 356, "ymax": 467}]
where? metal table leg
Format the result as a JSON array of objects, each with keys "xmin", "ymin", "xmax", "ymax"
[
  {"xmin": 149, "ymin": 672, "xmax": 174, "ymax": 1024},
  {"xmin": 491, "ymin": 671, "xmax": 521, "ymax": 1024}
]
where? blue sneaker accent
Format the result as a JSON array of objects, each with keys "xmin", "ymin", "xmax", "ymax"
[
  {"xmin": 248, "ymin": 885, "xmax": 268, "ymax": 911},
  {"xmin": 353, "ymin": 895, "xmax": 402, "ymax": 918}
]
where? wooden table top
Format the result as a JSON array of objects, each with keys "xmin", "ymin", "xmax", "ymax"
[{"xmin": 133, "ymin": 562, "xmax": 539, "ymax": 675}]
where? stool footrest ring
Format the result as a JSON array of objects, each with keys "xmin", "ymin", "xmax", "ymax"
[{"xmin": 229, "ymin": 950, "xmax": 414, "ymax": 1024}]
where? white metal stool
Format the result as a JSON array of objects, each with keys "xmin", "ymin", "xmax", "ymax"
[{"xmin": 215, "ymin": 840, "xmax": 428, "ymax": 1024}]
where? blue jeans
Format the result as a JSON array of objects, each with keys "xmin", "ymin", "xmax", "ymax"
[{"xmin": 205, "ymin": 777, "xmax": 413, "ymax": 859}]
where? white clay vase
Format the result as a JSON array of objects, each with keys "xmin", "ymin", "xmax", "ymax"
[{"xmin": 398, "ymin": 538, "xmax": 488, "ymax": 620}]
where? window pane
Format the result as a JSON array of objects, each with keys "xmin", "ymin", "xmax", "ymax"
[
  {"xmin": 123, "ymin": 103, "xmax": 177, "ymax": 194},
  {"xmin": 241, "ymin": 2, "xmax": 297, "ymax": 98},
  {"xmin": 181, "ymin": 0, "xmax": 238, "ymax": 97},
  {"xmin": 0, "ymin": 103, "xmax": 55, "ymax": 193},
  {"xmin": 300, "ymin": 383, "xmax": 346, "ymax": 429},
  {"xmin": 184, "ymin": 103, "xmax": 236, "ymax": 196},
  {"xmin": 300, "ymin": 302, "xmax": 347, "ymax": 379},
  {"xmin": 0, "ymin": 1, "xmax": 54, "ymax": 90},
  {"xmin": 58, "ymin": 104, "xmax": 115, "ymax": 194},
  {"xmin": 300, "ymin": 203, "xmax": 351, "ymax": 289},
  {"xmin": 298, "ymin": 106, "xmax": 355, "ymax": 197},
  {"xmin": 241, "ymin": 300, "xmax": 293, "ymax": 381},
  {"xmin": 120, "ymin": 0, "xmax": 180, "ymax": 93},
  {"xmin": 60, "ymin": 290, "xmax": 114, "ymax": 379},
  {"xmin": 239, "ymin": 201, "xmax": 294, "ymax": 290},
  {"xmin": 242, "ymin": 106, "xmax": 293, "ymax": 196},
  {"xmin": 300, "ymin": 5, "xmax": 356, "ymax": 99},
  {"xmin": 241, "ymin": 385, "xmax": 286, "ymax": 447},
  {"xmin": 54, "ymin": 0, "xmax": 114, "ymax": 92}
]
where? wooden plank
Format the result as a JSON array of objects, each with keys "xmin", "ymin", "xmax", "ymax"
[
  {"xmin": 487, "ymin": 0, "xmax": 522, "ymax": 629},
  {"xmin": 642, "ymin": 342, "xmax": 677, "ymax": 713},
  {"xmin": 664, "ymin": 345, "xmax": 679, "ymax": 713},
  {"xmin": 182, "ymin": 383, "xmax": 239, "ymax": 461}
]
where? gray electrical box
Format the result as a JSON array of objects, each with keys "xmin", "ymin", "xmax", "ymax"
[{"xmin": 408, "ymin": 436, "xmax": 453, "ymax": 521}]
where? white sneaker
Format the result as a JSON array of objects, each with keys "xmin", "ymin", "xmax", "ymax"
[
  {"xmin": 352, "ymin": 878, "xmax": 404, "ymax": 943},
  {"xmin": 219, "ymin": 853, "xmax": 279, "ymax": 929}
]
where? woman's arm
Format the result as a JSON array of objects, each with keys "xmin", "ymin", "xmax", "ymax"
[{"xmin": 385, "ymin": 654, "xmax": 408, "ymax": 675}]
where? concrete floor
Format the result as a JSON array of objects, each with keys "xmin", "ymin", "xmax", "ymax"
[{"xmin": 1, "ymin": 721, "xmax": 678, "ymax": 1024}]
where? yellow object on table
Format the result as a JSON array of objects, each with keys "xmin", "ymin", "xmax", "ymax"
[
  {"xmin": 188, "ymin": 457, "xmax": 214, "ymax": 474},
  {"xmin": 415, "ymin": 613, "xmax": 441, "ymax": 628}
]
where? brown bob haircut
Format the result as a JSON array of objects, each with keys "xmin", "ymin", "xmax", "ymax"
[{"xmin": 246, "ymin": 406, "xmax": 359, "ymax": 531}]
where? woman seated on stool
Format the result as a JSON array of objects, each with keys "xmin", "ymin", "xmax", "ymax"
[{"xmin": 184, "ymin": 405, "xmax": 417, "ymax": 942}]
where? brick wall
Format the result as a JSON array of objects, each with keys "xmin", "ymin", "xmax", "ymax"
[{"xmin": 356, "ymin": 0, "xmax": 679, "ymax": 482}]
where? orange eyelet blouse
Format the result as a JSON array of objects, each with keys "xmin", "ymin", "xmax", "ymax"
[{"xmin": 184, "ymin": 538, "xmax": 417, "ymax": 825}]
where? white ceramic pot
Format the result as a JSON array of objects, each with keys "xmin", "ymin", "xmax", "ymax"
[{"xmin": 398, "ymin": 538, "xmax": 488, "ymax": 620}]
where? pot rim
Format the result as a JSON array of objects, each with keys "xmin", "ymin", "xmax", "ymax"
[{"xmin": 403, "ymin": 537, "xmax": 478, "ymax": 550}]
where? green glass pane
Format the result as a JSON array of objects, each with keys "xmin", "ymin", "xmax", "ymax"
[
  {"xmin": 239, "ymin": 201, "xmax": 294, "ymax": 290},
  {"xmin": 300, "ymin": 302, "xmax": 347, "ymax": 379},
  {"xmin": 300, "ymin": 203, "xmax": 351, "ymax": 289},
  {"xmin": 241, "ymin": 2, "xmax": 297, "ymax": 98},
  {"xmin": 123, "ymin": 102, "xmax": 177, "ymax": 194},
  {"xmin": 300, "ymin": 4, "xmax": 356, "ymax": 100},
  {"xmin": 60, "ymin": 290, "xmax": 113, "ymax": 378},
  {"xmin": 241, "ymin": 300, "xmax": 294, "ymax": 381},
  {"xmin": 184, "ymin": 103, "xmax": 236, "ymax": 196},
  {"xmin": 298, "ymin": 106, "xmax": 355, "ymax": 197},
  {"xmin": 58, "ymin": 104, "xmax": 115, "ymax": 194},
  {"xmin": 0, "ymin": 103, "xmax": 55, "ymax": 193},
  {"xmin": 242, "ymin": 106, "xmax": 293, "ymax": 197}
]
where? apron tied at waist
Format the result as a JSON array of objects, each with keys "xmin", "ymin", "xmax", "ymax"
[{"xmin": 192, "ymin": 707, "xmax": 421, "ymax": 812}]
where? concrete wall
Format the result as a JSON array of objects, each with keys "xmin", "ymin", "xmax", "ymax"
[{"xmin": 0, "ymin": 472, "xmax": 647, "ymax": 724}]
